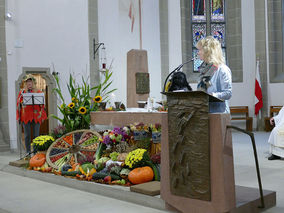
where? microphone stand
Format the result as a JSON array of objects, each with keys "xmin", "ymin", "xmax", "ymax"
[{"xmin": 162, "ymin": 58, "xmax": 195, "ymax": 93}]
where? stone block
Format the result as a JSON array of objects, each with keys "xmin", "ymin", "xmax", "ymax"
[
  {"xmin": 127, "ymin": 49, "xmax": 149, "ymax": 108},
  {"xmin": 130, "ymin": 181, "xmax": 160, "ymax": 196}
]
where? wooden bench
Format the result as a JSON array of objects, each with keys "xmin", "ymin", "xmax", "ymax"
[
  {"xmin": 264, "ymin": 106, "xmax": 282, "ymax": 131},
  {"xmin": 229, "ymin": 106, "xmax": 253, "ymax": 131}
]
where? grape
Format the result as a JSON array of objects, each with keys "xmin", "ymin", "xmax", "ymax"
[{"xmin": 49, "ymin": 148, "xmax": 67, "ymax": 156}]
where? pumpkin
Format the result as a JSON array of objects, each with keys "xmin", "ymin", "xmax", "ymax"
[
  {"xmin": 128, "ymin": 166, "xmax": 154, "ymax": 184},
  {"xmin": 29, "ymin": 153, "xmax": 46, "ymax": 168}
]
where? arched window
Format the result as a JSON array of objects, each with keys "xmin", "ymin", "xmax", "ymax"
[{"xmin": 191, "ymin": 0, "xmax": 226, "ymax": 71}]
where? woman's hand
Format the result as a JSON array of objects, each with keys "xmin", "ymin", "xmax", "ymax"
[{"xmin": 270, "ymin": 117, "xmax": 275, "ymax": 126}]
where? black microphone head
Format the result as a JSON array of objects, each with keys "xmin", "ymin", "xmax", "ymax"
[{"xmin": 168, "ymin": 72, "xmax": 192, "ymax": 92}]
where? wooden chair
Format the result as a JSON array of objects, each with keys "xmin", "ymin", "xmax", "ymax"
[{"xmin": 230, "ymin": 106, "xmax": 253, "ymax": 131}]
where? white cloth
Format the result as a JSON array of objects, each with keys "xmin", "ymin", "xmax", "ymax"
[{"xmin": 268, "ymin": 107, "xmax": 284, "ymax": 157}]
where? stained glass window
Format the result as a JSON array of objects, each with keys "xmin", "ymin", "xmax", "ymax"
[
  {"xmin": 191, "ymin": 0, "xmax": 226, "ymax": 72},
  {"xmin": 192, "ymin": 0, "xmax": 206, "ymax": 22},
  {"xmin": 192, "ymin": 24, "xmax": 206, "ymax": 46},
  {"xmin": 210, "ymin": 0, "xmax": 224, "ymax": 22},
  {"xmin": 211, "ymin": 24, "xmax": 225, "ymax": 47}
]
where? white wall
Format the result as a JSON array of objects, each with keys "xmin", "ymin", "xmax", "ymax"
[
  {"xmin": 6, "ymin": 0, "xmax": 89, "ymax": 149},
  {"xmin": 97, "ymin": 0, "xmax": 161, "ymax": 105}
]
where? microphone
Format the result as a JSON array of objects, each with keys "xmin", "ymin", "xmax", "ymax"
[{"xmin": 162, "ymin": 58, "xmax": 195, "ymax": 93}]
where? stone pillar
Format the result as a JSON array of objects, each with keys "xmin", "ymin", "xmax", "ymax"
[
  {"xmin": 0, "ymin": 0, "xmax": 10, "ymax": 151},
  {"xmin": 127, "ymin": 49, "xmax": 149, "ymax": 108}
]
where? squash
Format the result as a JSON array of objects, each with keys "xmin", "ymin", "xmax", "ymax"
[
  {"xmin": 29, "ymin": 153, "xmax": 46, "ymax": 168},
  {"xmin": 128, "ymin": 166, "xmax": 154, "ymax": 184}
]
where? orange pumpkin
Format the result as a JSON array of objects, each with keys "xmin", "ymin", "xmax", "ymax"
[
  {"xmin": 29, "ymin": 153, "xmax": 46, "ymax": 167},
  {"xmin": 128, "ymin": 166, "xmax": 154, "ymax": 184}
]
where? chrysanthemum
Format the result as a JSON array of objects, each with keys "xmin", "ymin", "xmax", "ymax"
[
  {"xmin": 78, "ymin": 106, "xmax": 87, "ymax": 115},
  {"xmin": 93, "ymin": 96, "xmax": 102, "ymax": 103},
  {"xmin": 68, "ymin": 102, "xmax": 75, "ymax": 109}
]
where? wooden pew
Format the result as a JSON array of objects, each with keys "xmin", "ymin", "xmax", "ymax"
[
  {"xmin": 264, "ymin": 106, "xmax": 282, "ymax": 131},
  {"xmin": 229, "ymin": 106, "xmax": 253, "ymax": 131}
]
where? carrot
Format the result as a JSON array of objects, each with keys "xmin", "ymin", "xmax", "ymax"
[{"xmin": 63, "ymin": 134, "xmax": 73, "ymax": 145}]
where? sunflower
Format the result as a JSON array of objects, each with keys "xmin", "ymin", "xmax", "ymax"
[
  {"xmin": 93, "ymin": 96, "xmax": 102, "ymax": 103},
  {"xmin": 68, "ymin": 102, "xmax": 75, "ymax": 109},
  {"xmin": 78, "ymin": 106, "xmax": 87, "ymax": 114},
  {"xmin": 72, "ymin": 97, "xmax": 79, "ymax": 103}
]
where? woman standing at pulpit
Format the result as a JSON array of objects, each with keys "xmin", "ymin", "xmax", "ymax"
[
  {"xmin": 16, "ymin": 74, "xmax": 47, "ymax": 154},
  {"xmin": 196, "ymin": 36, "xmax": 232, "ymax": 113}
]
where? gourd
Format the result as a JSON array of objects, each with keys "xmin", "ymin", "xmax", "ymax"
[
  {"xmin": 29, "ymin": 153, "xmax": 46, "ymax": 167},
  {"xmin": 128, "ymin": 166, "xmax": 154, "ymax": 184},
  {"xmin": 146, "ymin": 161, "xmax": 160, "ymax": 181},
  {"xmin": 92, "ymin": 172, "xmax": 120, "ymax": 180},
  {"xmin": 61, "ymin": 171, "xmax": 81, "ymax": 176}
]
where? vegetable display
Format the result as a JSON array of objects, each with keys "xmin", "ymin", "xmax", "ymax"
[
  {"xmin": 46, "ymin": 130, "xmax": 101, "ymax": 169},
  {"xmin": 27, "ymin": 124, "xmax": 162, "ymax": 187}
]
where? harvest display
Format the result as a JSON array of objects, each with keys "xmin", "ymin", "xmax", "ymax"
[
  {"xmin": 28, "ymin": 124, "xmax": 161, "ymax": 186},
  {"xmin": 46, "ymin": 130, "xmax": 100, "ymax": 170}
]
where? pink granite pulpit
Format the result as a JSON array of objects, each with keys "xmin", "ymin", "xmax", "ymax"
[{"xmin": 161, "ymin": 91, "xmax": 235, "ymax": 213}]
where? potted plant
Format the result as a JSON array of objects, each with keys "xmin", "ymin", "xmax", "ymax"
[{"xmin": 32, "ymin": 135, "xmax": 55, "ymax": 153}]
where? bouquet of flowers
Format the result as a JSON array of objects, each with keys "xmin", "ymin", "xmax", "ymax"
[
  {"xmin": 130, "ymin": 122, "xmax": 150, "ymax": 132},
  {"xmin": 125, "ymin": 148, "xmax": 150, "ymax": 168},
  {"xmin": 32, "ymin": 135, "xmax": 55, "ymax": 151},
  {"xmin": 51, "ymin": 70, "xmax": 116, "ymax": 132},
  {"xmin": 130, "ymin": 122, "xmax": 150, "ymax": 141},
  {"xmin": 100, "ymin": 127, "xmax": 130, "ymax": 146},
  {"xmin": 150, "ymin": 123, "xmax": 161, "ymax": 132}
]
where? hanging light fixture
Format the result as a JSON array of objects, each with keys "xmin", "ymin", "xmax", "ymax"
[{"xmin": 100, "ymin": 44, "xmax": 107, "ymax": 73}]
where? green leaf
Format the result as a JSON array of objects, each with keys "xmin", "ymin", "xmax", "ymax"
[{"xmin": 49, "ymin": 114, "xmax": 64, "ymax": 123}]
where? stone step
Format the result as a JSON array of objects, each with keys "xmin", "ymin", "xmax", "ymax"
[{"xmin": 2, "ymin": 165, "xmax": 277, "ymax": 213}]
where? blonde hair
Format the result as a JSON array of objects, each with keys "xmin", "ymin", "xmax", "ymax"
[{"xmin": 196, "ymin": 36, "xmax": 225, "ymax": 65}]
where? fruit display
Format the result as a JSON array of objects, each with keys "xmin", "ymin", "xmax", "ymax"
[{"xmin": 46, "ymin": 130, "xmax": 101, "ymax": 170}]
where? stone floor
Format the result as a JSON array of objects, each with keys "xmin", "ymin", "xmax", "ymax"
[{"xmin": 0, "ymin": 131, "xmax": 283, "ymax": 213}]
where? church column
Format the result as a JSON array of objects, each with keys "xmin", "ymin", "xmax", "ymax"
[
  {"xmin": 88, "ymin": 0, "xmax": 100, "ymax": 92},
  {"xmin": 0, "ymin": 0, "xmax": 10, "ymax": 151},
  {"xmin": 255, "ymin": 0, "xmax": 270, "ymax": 129}
]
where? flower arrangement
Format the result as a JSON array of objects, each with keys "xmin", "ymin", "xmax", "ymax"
[
  {"xmin": 150, "ymin": 123, "xmax": 161, "ymax": 132},
  {"xmin": 125, "ymin": 148, "xmax": 150, "ymax": 168},
  {"xmin": 130, "ymin": 122, "xmax": 150, "ymax": 132},
  {"xmin": 51, "ymin": 70, "xmax": 116, "ymax": 132},
  {"xmin": 100, "ymin": 127, "xmax": 130, "ymax": 146},
  {"xmin": 32, "ymin": 135, "xmax": 55, "ymax": 151},
  {"xmin": 130, "ymin": 122, "xmax": 150, "ymax": 141}
]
